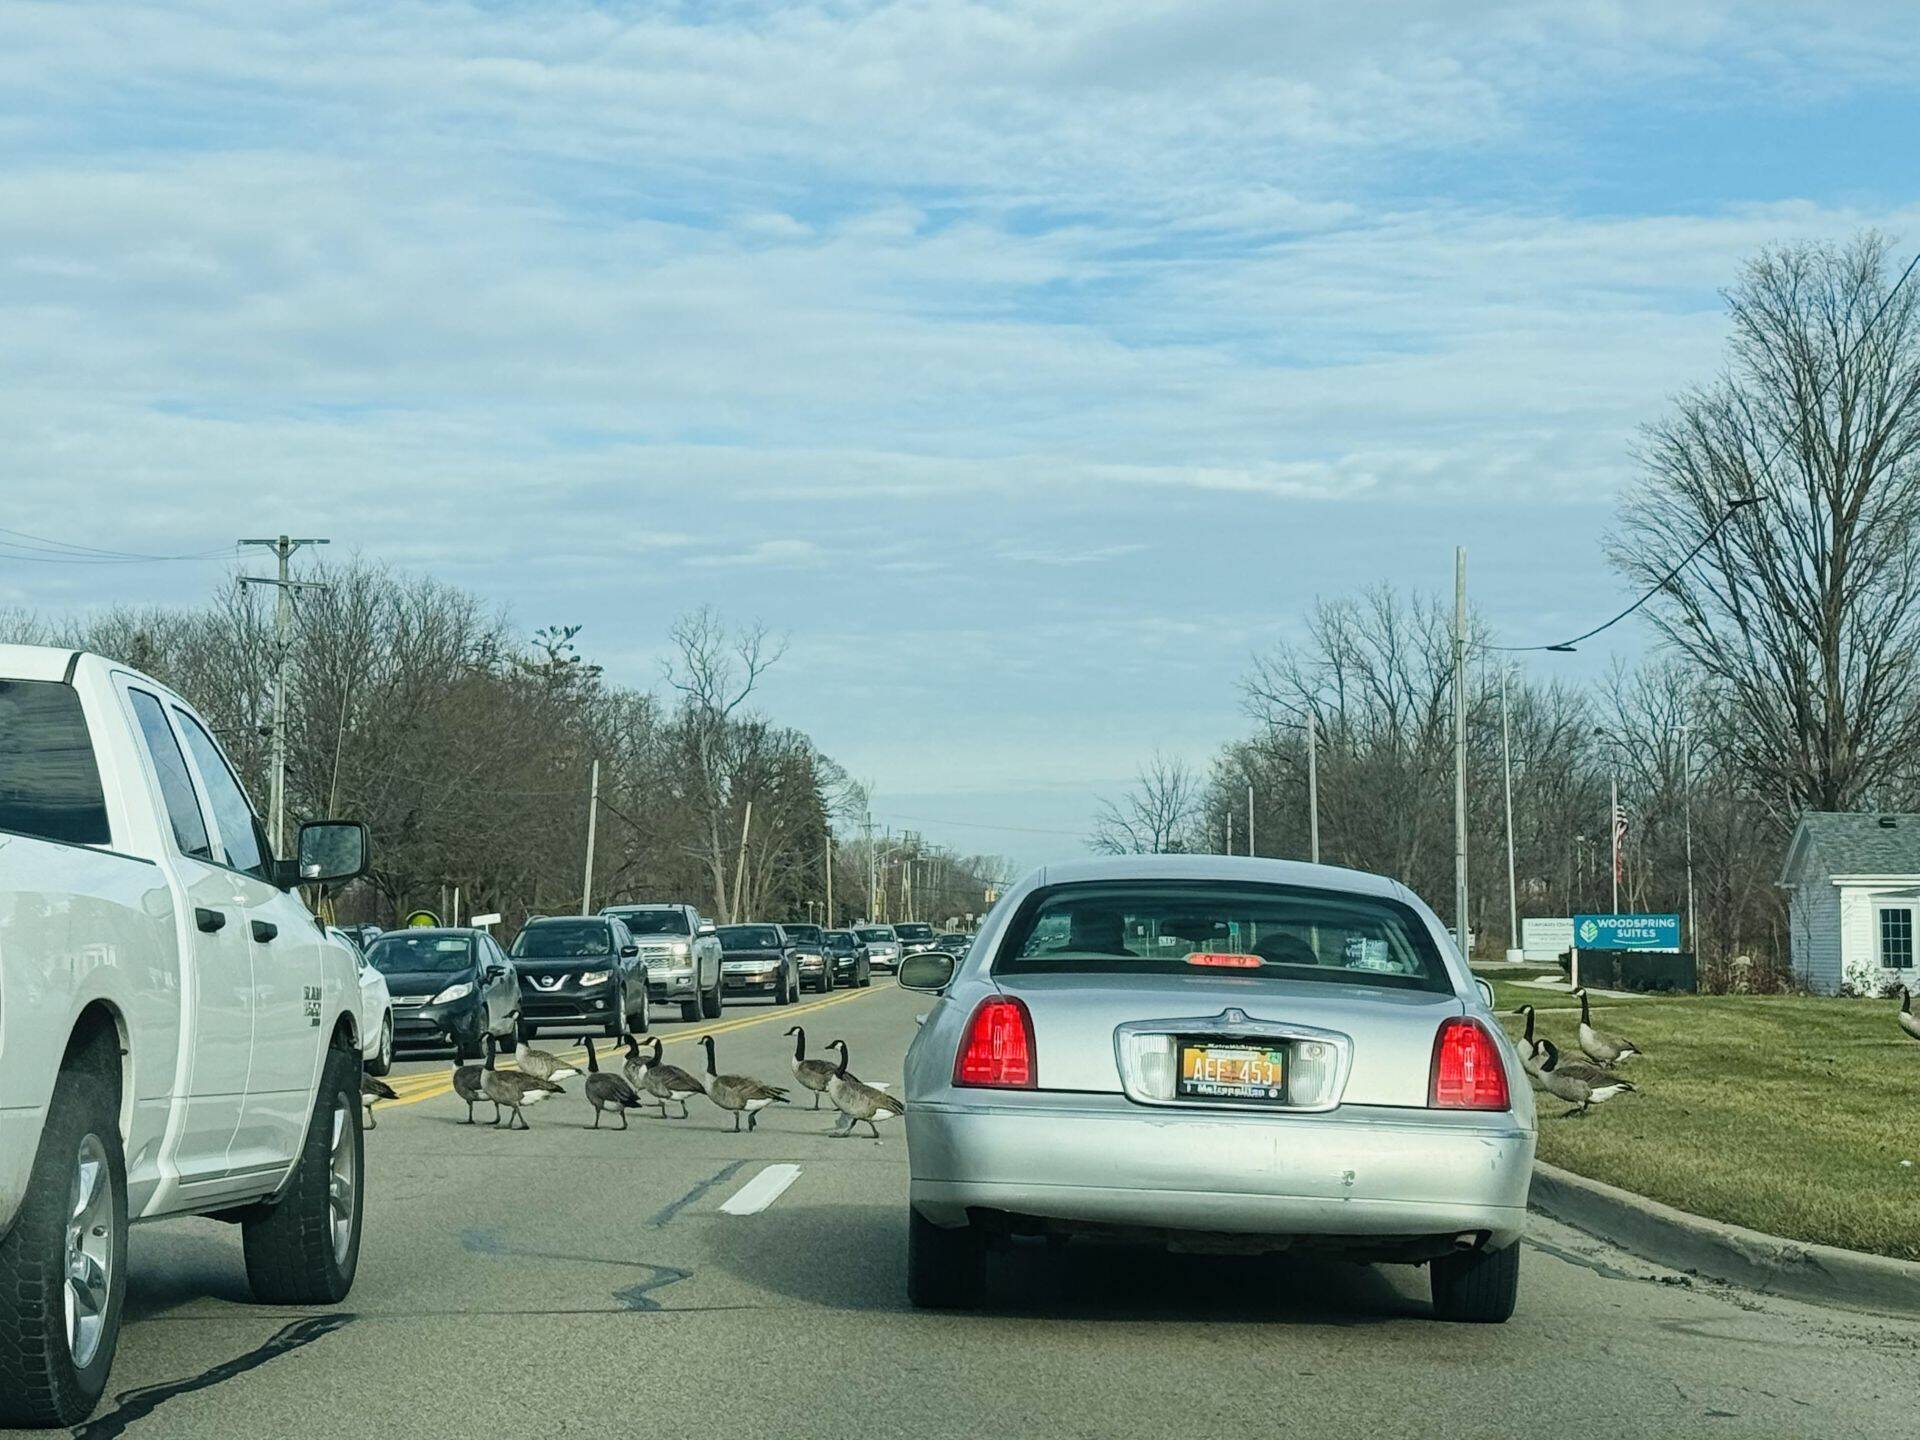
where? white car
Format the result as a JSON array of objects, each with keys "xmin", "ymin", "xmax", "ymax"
[
  {"xmin": 329, "ymin": 926, "xmax": 394, "ymax": 1076},
  {"xmin": 0, "ymin": 644, "xmax": 373, "ymax": 1427}
]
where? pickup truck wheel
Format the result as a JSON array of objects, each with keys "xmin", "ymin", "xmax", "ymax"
[
  {"xmin": 1429, "ymin": 1241, "xmax": 1520, "ymax": 1323},
  {"xmin": 700, "ymin": 974, "xmax": 723, "ymax": 1019},
  {"xmin": 906, "ymin": 1208, "xmax": 986, "ymax": 1309},
  {"xmin": 680, "ymin": 997, "xmax": 702, "ymax": 1022},
  {"xmin": 242, "ymin": 1045, "xmax": 363, "ymax": 1306},
  {"xmin": 365, "ymin": 1015, "xmax": 394, "ymax": 1077},
  {"xmin": 0, "ymin": 1067, "xmax": 128, "ymax": 1429}
]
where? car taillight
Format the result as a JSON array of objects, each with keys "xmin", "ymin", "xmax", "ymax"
[
  {"xmin": 1429, "ymin": 1018, "xmax": 1510, "ymax": 1110},
  {"xmin": 954, "ymin": 995, "xmax": 1036, "ymax": 1089}
]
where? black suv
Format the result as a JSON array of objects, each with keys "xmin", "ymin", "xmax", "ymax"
[{"xmin": 509, "ymin": 916, "xmax": 649, "ymax": 1039}]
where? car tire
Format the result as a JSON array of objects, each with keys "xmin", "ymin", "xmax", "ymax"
[
  {"xmin": 701, "ymin": 973, "xmax": 723, "ymax": 1020},
  {"xmin": 0, "ymin": 1061, "xmax": 129, "ymax": 1429},
  {"xmin": 631, "ymin": 987, "xmax": 650, "ymax": 1035},
  {"xmin": 365, "ymin": 1014, "xmax": 394, "ymax": 1077},
  {"xmin": 1429, "ymin": 1241, "xmax": 1520, "ymax": 1323},
  {"xmin": 242, "ymin": 1043, "xmax": 363, "ymax": 1306},
  {"xmin": 907, "ymin": 1208, "xmax": 986, "ymax": 1309},
  {"xmin": 680, "ymin": 998, "xmax": 702, "ymax": 1022},
  {"xmin": 860, "ymin": 964, "xmax": 872, "ymax": 988}
]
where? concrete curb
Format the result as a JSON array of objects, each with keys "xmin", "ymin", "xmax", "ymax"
[{"xmin": 1528, "ymin": 1161, "xmax": 1920, "ymax": 1319}]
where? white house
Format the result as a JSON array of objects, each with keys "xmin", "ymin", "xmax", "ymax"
[{"xmin": 1779, "ymin": 811, "xmax": 1920, "ymax": 994}]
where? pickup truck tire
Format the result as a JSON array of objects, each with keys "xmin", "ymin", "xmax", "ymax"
[
  {"xmin": 242, "ymin": 1044, "xmax": 363, "ymax": 1306},
  {"xmin": 680, "ymin": 997, "xmax": 702, "ymax": 1022},
  {"xmin": 0, "ymin": 1066, "xmax": 128, "ymax": 1429},
  {"xmin": 700, "ymin": 973, "xmax": 723, "ymax": 1020}
]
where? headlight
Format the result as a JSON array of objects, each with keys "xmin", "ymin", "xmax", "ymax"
[
  {"xmin": 670, "ymin": 941, "xmax": 690, "ymax": 958},
  {"xmin": 431, "ymin": 981, "xmax": 474, "ymax": 1005},
  {"xmin": 579, "ymin": 970, "xmax": 613, "ymax": 987}
]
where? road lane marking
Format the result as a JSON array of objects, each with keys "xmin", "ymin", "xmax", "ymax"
[
  {"xmin": 382, "ymin": 980, "xmax": 898, "ymax": 1109},
  {"xmin": 650, "ymin": 1159, "xmax": 753, "ymax": 1229},
  {"xmin": 720, "ymin": 1163, "xmax": 802, "ymax": 1215}
]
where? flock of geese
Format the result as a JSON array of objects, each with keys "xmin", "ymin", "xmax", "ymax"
[
  {"xmin": 363, "ymin": 1024, "xmax": 906, "ymax": 1138},
  {"xmin": 1510, "ymin": 988, "xmax": 1644, "ymax": 1118}
]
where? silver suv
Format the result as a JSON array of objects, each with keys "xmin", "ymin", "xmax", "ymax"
[{"xmin": 600, "ymin": 903, "xmax": 724, "ymax": 1020}]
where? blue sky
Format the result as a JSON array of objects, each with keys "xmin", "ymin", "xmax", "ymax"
[{"xmin": 4, "ymin": 1, "xmax": 1918, "ymax": 869}]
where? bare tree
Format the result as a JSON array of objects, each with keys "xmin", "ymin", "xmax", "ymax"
[
  {"xmin": 1091, "ymin": 751, "xmax": 1204, "ymax": 854},
  {"xmin": 1613, "ymin": 233, "xmax": 1920, "ymax": 814}
]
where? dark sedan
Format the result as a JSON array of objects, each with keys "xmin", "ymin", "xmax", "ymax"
[
  {"xmin": 716, "ymin": 923, "xmax": 802, "ymax": 1005},
  {"xmin": 370, "ymin": 928, "xmax": 520, "ymax": 1057},
  {"xmin": 509, "ymin": 915, "xmax": 650, "ymax": 1039},
  {"xmin": 823, "ymin": 929, "xmax": 873, "ymax": 988}
]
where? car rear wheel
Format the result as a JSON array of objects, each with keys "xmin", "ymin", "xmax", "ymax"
[
  {"xmin": 907, "ymin": 1208, "xmax": 985, "ymax": 1309},
  {"xmin": 0, "ymin": 1063, "xmax": 128, "ymax": 1428},
  {"xmin": 1429, "ymin": 1241, "xmax": 1520, "ymax": 1323},
  {"xmin": 242, "ymin": 1044, "xmax": 363, "ymax": 1306},
  {"xmin": 365, "ymin": 1014, "xmax": 394, "ymax": 1077}
]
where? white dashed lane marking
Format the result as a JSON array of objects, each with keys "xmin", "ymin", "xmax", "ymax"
[{"xmin": 720, "ymin": 1163, "xmax": 802, "ymax": 1215}]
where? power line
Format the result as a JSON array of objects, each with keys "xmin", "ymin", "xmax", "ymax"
[
  {"xmin": 1489, "ymin": 247, "xmax": 1920, "ymax": 655},
  {"xmin": 0, "ymin": 526, "xmax": 238, "ymax": 564}
]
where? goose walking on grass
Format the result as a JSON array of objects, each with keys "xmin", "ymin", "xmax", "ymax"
[
  {"xmin": 483, "ymin": 1034, "xmax": 566, "ymax": 1130},
  {"xmin": 515, "ymin": 1036, "xmax": 580, "ymax": 1083},
  {"xmin": 361, "ymin": 1075, "xmax": 399, "ymax": 1129},
  {"xmin": 582, "ymin": 1038, "xmax": 644, "ymax": 1130},
  {"xmin": 630, "ymin": 1035, "xmax": 704, "ymax": 1118},
  {"xmin": 701, "ymin": 1034, "xmax": 788, "ymax": 1132},
  {"xmin": 1900, "ymin": 987, "xmax": 1920, "ymax": 1044},
  {"xmin": 1575, "ymin": 988, "xmax": 1643, "ymax": 1066},
  {"xmin": 822, "ymin": 1039, "xmax": 904, "ymax": 1140},
  {"xmin": 1535, "ymin": 1039, "xmax": 1636, "ymax": 1118},
  {"xmin": 785, "ymin": 1026, "xmax": 839, "ymax": 1109},
  {"xmin": 1521, "ymin": 1034, "xmax": 1614, "ymax": 1090},
  {"xmin": 451, "ymin": 1056, "xmax": 496, "ymax": 1125}
]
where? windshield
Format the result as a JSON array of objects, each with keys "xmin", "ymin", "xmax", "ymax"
[
  {"xmin": 369, "ymin": 933, "xmax": 473, "ymax": 974},
  {"xmin": 995, "ymin": 881, "xmax": 1451, "ymax": 993},
  {"xmin": 784, "ymin": 924, "xmax": 823, "ymax": 943},
  {"xmin": 604, "ymin": 908, "xmax": 690, "ymax": 936},
  {"xmin": 512, "ymin": 920, "xmax": 615, "ymax": 958},
  {"xmin": 824, "ymin": 931, "xmax": 855, "ymax": 951},
  {"xmin": 718, "ymin": 925, "xmax": 782, "ymax": 949},
  {"xmin": 856, "ymin": 927, "xmax": 894, "ymax": 943},
  {"xmin": 894, "ymin": 923, "xmax": 935, "ymax": 940}
]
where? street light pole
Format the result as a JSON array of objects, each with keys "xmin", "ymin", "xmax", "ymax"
[
  {"xmin": 1501, "ymin": 666, "xmax": 1520, "ymax": 962},
  {"xmin": 1682, "ymin": 725, "xmax": 1697, "ymax": 952},
  {"xmin": 581, "ymin": 758, "xmax": 599, "ymax": 915},
  {"xmin": 1306, "ymin": 709, "xmax": 1321, "ymax": 864},
  {"xmin": 1452, "ymin": 547, "xmax": 1470, "ymax": 955},
  {"xmin": 1247, "ymin": 780, "xmax": 1255, "ymax": 857}
]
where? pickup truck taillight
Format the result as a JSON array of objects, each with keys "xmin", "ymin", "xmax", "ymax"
[
  {"xmin": 1428, "ymin": 1017, "xmax": 1510, "ymax": 1110},
  {"xmin": 953, "ymin": 995, "xmax": 1036, "ymax": 1089}
]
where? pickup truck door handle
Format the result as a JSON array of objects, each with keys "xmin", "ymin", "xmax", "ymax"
[
  {"xmin": 194, "ymin": 907, "xmax": 227, "ymax": 934},
  {"xmin": 251, "ymin": 920, "xmax": 278, "ymax": 943}
]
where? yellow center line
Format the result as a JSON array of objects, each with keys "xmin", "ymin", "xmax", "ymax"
[{"xmin": 381, "ymin": 980, "xmax": 898, "ymax": 1110}]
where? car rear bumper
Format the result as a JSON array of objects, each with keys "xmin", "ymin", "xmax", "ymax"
[{"xmin": 907, "ymin": 1094, "xmax": 1534, "ymax": 1249}]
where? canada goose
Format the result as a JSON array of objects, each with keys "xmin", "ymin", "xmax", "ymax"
[
  {"xmin": 822, "ymin": 1039, "xmax": 904, "ymax": 1139},
  {"xmin": 1521, "ymin": 1036, "xmax": 1613, "ymax": 1089},
  {"xmin": 784, "ymin": 1026, "xmax": 839, "ymax": 1109},
  {"xmin": 582, "ymin": 1038, "xmax": 644, "ymax": 1130},
  {"xmin": 483, "ymin": 1034, "xmax": 566, "ymax": 1130},
  {"xmin": 621, "ymin": 1033, "xmax": 652, "ymax": 1097},
  {"xmin": 451, "ymin": 1056, "xmax": 496, "ymax": 1125},
  {"xmin": 515, "ymin": 1037, "xmax": 580, "ymax": 1083},
  {"xmin": 360, "ymin": 1075, "xmax": 399, "ymax": 1129},
  {"xmin": 1536, "ymin": 1039, "xmax": 1636, "ymax": 1118},
  {"xmin": 635, "ymin": 1035, "xmax": 705, "ymax": 1119},
  {"xmin": 700, "ymin": 1034, "xmax": 789, "ymax": 1132},
  {"xmin": 1900, "ymin": 988, "xmax": 1920, "ymax": 1044},
  {"xmin": 1575, "ymin": 989, "xmax": 1643, "ymax": 1066}
]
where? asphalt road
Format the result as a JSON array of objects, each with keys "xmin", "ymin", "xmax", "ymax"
[{"xmin": 20, "ymin": 981, "xmax": 1920, "ymax": 1440}]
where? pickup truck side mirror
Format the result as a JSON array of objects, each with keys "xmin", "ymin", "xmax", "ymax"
[
  {"xmin": 281, "ymin": 820, "xmax": 370, "ymax": 890},
  {"xmin": 697, "ymin": 922, "xmax": 717, "ymax": 936}
]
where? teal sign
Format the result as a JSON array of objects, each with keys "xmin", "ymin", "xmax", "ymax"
[{"xmin": 1574, "ymin": 914, "xmax": 1680, "ymax": 951}]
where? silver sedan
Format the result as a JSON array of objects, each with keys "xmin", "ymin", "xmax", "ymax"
[{"xmin": 899, "ymin": 854, "xmax": 1536, "ymax": 1321}]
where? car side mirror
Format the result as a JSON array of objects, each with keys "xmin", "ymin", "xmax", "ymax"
[
  {"xmin": 898, "ymin": 951, "xmax": 955, "ymax": 993},
  {"xmin": 621, "ymin": 944, "xmax": 639, "ymax": 958},
  {"xmin": 1473, "ymin": 977, "xmax": 1496, "ymax": 1008},
  {"xmin": 486, "ymin": 964, "xmax": 507, "ymax": 979},
  {"xmin": 285, "ymin": 820, "xmax": 369, "ymax": 889},
  {"xmin": 698, "ymin": 922, "xmax": 717, "ymax": 936}
]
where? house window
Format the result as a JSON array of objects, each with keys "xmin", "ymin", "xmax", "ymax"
[{"xmin": 1878, "ymin": 908, "xmax": 1914, "ymax": 969}]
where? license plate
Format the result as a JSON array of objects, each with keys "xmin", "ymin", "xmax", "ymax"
[{"xmin": 1177, "ymin": 1041, "xmax": 1288, "ymax": 1103}]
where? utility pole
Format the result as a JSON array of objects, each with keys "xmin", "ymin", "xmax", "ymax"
[
  {"xmin": 1306, "ymin": 709, "xmax": 1320, "ymax": 864},
  {"xmin": 581, "ymin": 758, "xmax": 600, "ymax": 915},
  {"xmin": 1501, "ymin": 667, "xmax": 1521, "ymax": 963},
  {"xmin": 1246, "ymin": 780, "xmax": 1255, "ymax": 857},
  {"xmin": 825, "ymin": 836, "xmax": 834, "ymax": 929},
  {"xmin": 1225, "ymin": 809, "xmax": 1233, "ymax": 857},
  {"xmin": 1682, "ymin": 724, "xmax": 1697, "ymax": 952},
  {"xmin": 239, "ymin": 534, "xmax": 329, "ymax": 855},
  {"xmin": 1452, "ymin": 547, "xmax": 1469, "ymax": 957},
  {"xmin": 731, "ymin": 800, "xmax": 754, "ymax": 924}
]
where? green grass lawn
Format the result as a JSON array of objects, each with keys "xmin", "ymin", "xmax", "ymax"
[{"xmin": 1481, "ymin": 981, "xmax": 1920, "ymax": 1261}]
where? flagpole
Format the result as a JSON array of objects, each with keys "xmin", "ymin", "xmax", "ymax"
[{"xmin": 1609, "ymin": 775, "xmax": 1619, "ymax": 914}]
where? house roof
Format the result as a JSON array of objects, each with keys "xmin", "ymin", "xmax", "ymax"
[{"xmin": 1780, "ymin": 811, "xmax": 1920, "ymax": 885}]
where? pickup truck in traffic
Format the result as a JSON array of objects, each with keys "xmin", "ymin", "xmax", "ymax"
[
  {"xmin": 599, "ymin": 902, "xmax": 723, "ymax": 1020},
  {"xmin": 0, "ymin": 645, "xmax": 373, "ymax": 1428}
]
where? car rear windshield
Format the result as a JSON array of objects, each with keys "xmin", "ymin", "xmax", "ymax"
[
  {"xmin": 369, "ymin": 934, "xmax": 473, "ymax": 973},
  {"xmin": 894, "ymin": 923, "xmax": 935, "ymax": 940},
  {"xmin": 513, "ymin": 920, "xmax": 614, "ymax": 958},
  {"xmin": 718, "ymin": 925, "xmax": 781, "ymax": 949},
  {"xmin": 856, "ymin": 928, "xmax": 893, "ymax": 942},
  {"xmin": 994, "ymin": 881, "xmax": 1452, "ymax": 993},
  {"xmin": 606, "ymin": 908, "xmax": 689, "ymax": 936}
]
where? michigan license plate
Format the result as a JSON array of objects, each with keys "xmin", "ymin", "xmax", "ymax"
[{"xmin": 1177, "ymin": 1041, "xmax": 1288, "ymax": 1103}]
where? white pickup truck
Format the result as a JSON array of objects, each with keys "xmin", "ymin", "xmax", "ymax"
[{"xmin": 0, "ymin": 644, "xmax": 372, "ymax": 1428}]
